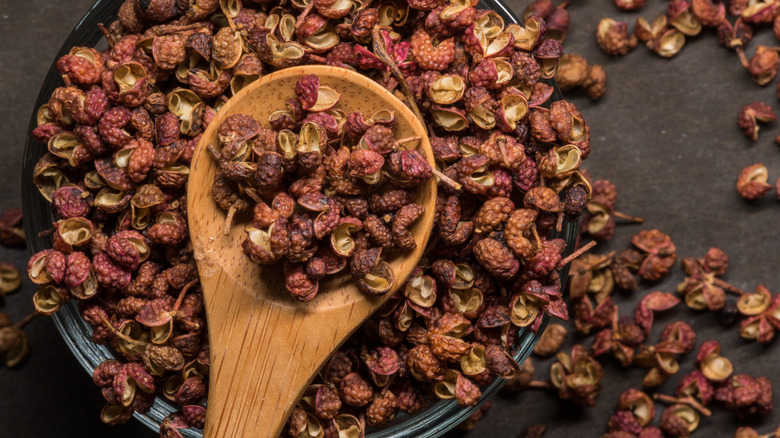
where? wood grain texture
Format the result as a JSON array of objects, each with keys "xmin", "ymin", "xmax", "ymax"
[{"xmin": 186, "ymin": 65, "xmax": 437, "ymax": 438}]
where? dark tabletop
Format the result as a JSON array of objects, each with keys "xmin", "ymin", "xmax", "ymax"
[{"xmin": 1, "ymin": 0, "xmax": 779, "ymax": 437}]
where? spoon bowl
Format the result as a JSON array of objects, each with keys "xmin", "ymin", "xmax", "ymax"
[{"xmin": 186, "ymin": 65, "xmax": 437, "ymax": 437}]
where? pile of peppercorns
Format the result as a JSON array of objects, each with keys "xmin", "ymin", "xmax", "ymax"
[
  {"xmin": 26, "ymin": 0, "xmax": 593, "ymax": 435},
  {"xmin": 210, "ymin": 76, "xmax": 433, "ymax": 301}
]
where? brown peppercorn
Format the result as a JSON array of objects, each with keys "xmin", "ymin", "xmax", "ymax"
[
  {"xmin": 690, "ymin": 0, "xmax": 725, "ymax": 27},
  {"xmin": 659, "ymin": 404, "xmax": 698, "ymax": 437},
  {"xmin": 392, "ymin": 203, "xmax": 424, "ymax": 249},
  {"xmin": 408, "ymin": 344, "xmax": 446, "ymax": 382},
  {"xmin": 364, "ymin": 215, "xmax": 394, "ymax": 247},
  {"xmin": 736, "ymin": 163, "xmax": 772, "ymax": 200},
  {"xmin": 473, "ymin": 197, "xmax": 514, "ymax": 234},
  {"xmin": 410, "ymin": 27, "xmax": 455, "ymax": 71},
  {"xmin": 596, "ymin": 18, "xmax": 638, "ymax": 56},
  {"xmin": 366, "ymin": 387, "xmax": 397, "ymax": 427},
  {"xmin": 748, "ymin": 46, "xmax": 780, "ymax": 86},
  {"xmin": 473, "ymin": 238, "xmax": 520, "ymax": 280},
  {"xmin": 533, "ymin": 323, "xmax": 567, "ymax": 357},
  {"xmin": 555, "ymin": 53, "xmax": 589, "ymax": 91},
  {"xmin": 631, "ymin": 229, "xmax": 677, "ymax": 282},
  {"xmin": 339, "ymin": 372, "xmax": 374, "ymax": 407},
  {"xmin": 368, "ymin": 189, "xmax": 413, "ymax": 214},
  {"xmin": 583, "ymin": 64, "xmax": 607, "ymax": 100},
  {"xmin": 313, "ymin": 384, "xmax": 342, "ymax": 420},
  {"xmin": 738, "ymin": 102, "xmax": 776, "ymax": 141}
]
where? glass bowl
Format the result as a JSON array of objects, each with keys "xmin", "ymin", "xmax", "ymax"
[{"xmin": 21, "ymin": 0, "xmax": 576, "ymax": 436}]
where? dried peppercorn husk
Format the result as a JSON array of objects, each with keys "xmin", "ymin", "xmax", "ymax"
[
  {"xmin": 738, "ymin": 285, "xmax": 780, "ymax": 344},
  {"xmin": 634, "ymin": 343, "xmax": 682, "ymax": 388},
  {"xmin": 617, "ymin": 388, "xmax": 656, "ymax": 427},
  {"xmin": 738, "ymin": 102, "xmax": 776, "ymax": 141},
  {"xmin": 579, "ymin": 180, "xmax": 643, "ymax": 242},
  {"xmin": 0, "ymin": 263, "xmax": 22, "ymax": 297},
  {"xmin": 715, "ymin": 374, "xmax": 773, "ymax": 418},
  {"xmin": 635, "ymin": 291, "xmax": 680, "ymax": 336},
  {"xmin": 592, "ymin": 312, "xmax": 646, "ymax": 366},
  {"xmin": 677, "ymin": 247, "xmax": 743, "ymax": 310},
  {"xmin": 550, "ymin": 345, "xmax": 604, "ymax": 406},
  {"xmin": 533, "ymin": 323, "xmax": 567, "ymax": 357},
  {"xmin": 573, "ymin": 295, "xmax": 616, "ymax": 335},
  {"xmin": 631, "ymin": 230, "xmax": 676, "ymax": 282},
  {"xmin": 596, "ymin": 18, "xmax": 638, "ymax": 56},
  {"xmin": 736, "ymin": 163, "xmax": 772, "ymax": 200},
  {"xmin": 567, "ymin": 252, "xmax": 614, "ymax": 301},
  {"xmin": 659, "ymin": 404, "xmax": 700, "ymax": 437}
]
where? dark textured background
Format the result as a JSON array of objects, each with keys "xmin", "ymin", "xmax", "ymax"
[{"xmin": 1, "ymin": 0, "xmax": 778, "ymax": 437}]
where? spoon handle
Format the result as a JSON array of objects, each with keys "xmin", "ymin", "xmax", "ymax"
[{"xmin": 198, "ymin": 255, "xmax": 387, "ymax": 437}]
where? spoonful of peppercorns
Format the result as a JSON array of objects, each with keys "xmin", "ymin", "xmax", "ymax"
[{"xmin": 186, "ymin": 65, "xmax": 437, "ymax": 437}]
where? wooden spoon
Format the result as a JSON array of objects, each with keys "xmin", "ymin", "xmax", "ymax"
[{"xmin": 187, "ymin": 65, "xmax": 437, "ymax": 437}]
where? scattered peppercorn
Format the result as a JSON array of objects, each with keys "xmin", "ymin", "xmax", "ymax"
[{"xmin": 736, "ymin": 162, "xmax": 773, "ymax": 200}]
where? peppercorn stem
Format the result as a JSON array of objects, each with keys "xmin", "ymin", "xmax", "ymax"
[
  {"xmin": 207, "ymin": 144, "xmax": 221, "ymax": 160},
  {"xmin": 555, "ymin": 212, "xmax": 564, "ymax": 233},
  {"xmin": 653, "ymin": 394, "xmax": 712, "ymax": 417},
  {"xmin": 97, "ymin": 313, "xmax": 149, "ymax": 346},
  {"xmin": 431, "ymin": 166, "xmax": 462, "ymax": 191},
  {"xmin": 530, "ymin": 225, "xmax": 543, "ymax": 249},
  {"xmin": 174, "ymin": 279, "xmax": 200, "ymax": 311},
  {"xmin": 736, "ymin": 47, "xmax": 749, "ymax": 69},
  {"xmin": 372, "ymin": 27, "xmax": 426, "ymax": 124},
  {"xmin": 528, "ymin": 380, "xmax": 552, "ymax": 389},
  {"xmin": 225, "ymin": 13, "xmax": 237, "ymax": 31},
  {"xmin": 557, "ymin": 240, "xmax": 597, "ymax": 270},
  {"xmin": 244, "ymin": 187, "xmax": 264, "ymax": 204},
  {"xmin": 396, "ymin": 136, "xmax": 422, "ymax": 147},
  {"xmin": 611, "ymin": 306, "xmax": 619, "ymax": 331},
  {"xmin": 223, "ymin": 204, "xmax": 238, "ymax": 235},
  {"xmin": 97, "ymin": 23, "xmax": 116, "ymax": 48},
  {"xmin": 294, "ymin": 2, "xmax": 315, "ymax": 33},
  {"xmin": 612, "ymin": 211, "xmax": 644, "ymax": 223},
  {"xmin": 152, "ymin": 23, "xmax": 205, "ymax": 36},
  {"xmin": 713, "ymin": 277, "xmax": 746, "ymax": 295},
  {"xmin": 14, "ymin": 312, "xmax": 40, "ymax": 329}
]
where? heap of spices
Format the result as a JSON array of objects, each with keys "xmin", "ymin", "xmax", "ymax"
[
  {"xmin": 27, "ymin": 0, "xmax": 593, "ymax": 434},
  {"xmin": 209, "ymin": 76, "xmax": 431, "ymax": 301}
]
